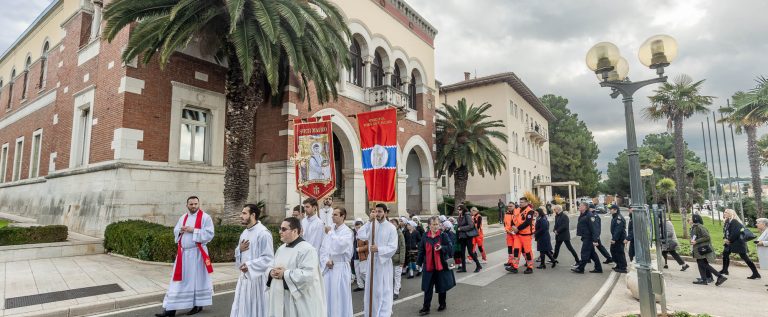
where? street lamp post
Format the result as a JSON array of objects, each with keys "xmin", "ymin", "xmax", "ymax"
[{"xmin": 586, "ymin": 35, "xmax": 678, "ymax": 317}]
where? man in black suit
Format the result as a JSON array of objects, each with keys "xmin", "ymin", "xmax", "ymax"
[{"xmin": 552, "ymin": 204, "xmax": 579, "ymax": 265}]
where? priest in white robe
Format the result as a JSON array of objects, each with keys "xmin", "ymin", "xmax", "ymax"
[
  {"xmin": 300, "ymin": 197, "xmax": 325, "ymax": 253},
  {"xmin": 319, "ymin": 207, "xmax": 354, "ymax": 317},
  {"xmin": 230, "ymin": 204, "xmax": 274, "ymax": 317},
  {"xmin": 156, "ymin": 196, "xmax": 214, "ymax": 317},
  {"xmin": 267, "ymin": 217, "xmax": 326, "ymax": 317},
  {"xmin": 356, "ymin": 203, "xmax": 398, "ymax": 317}
]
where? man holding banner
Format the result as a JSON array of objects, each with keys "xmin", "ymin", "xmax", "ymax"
[
  {"xmin": 356, "ymin": 204, "xmax": 398, "ymax": 317},
  {"xmin": 355, "ymin": 108, "xmax": 400, "ymax": 317}
]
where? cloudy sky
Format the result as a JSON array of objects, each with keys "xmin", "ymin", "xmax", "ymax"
[
  {"xmin": 407, "ymin": 0, "xmax": 768, "ymax": 177},
  {"xmin": 2, "ymin": 0, "xmax": 767, "ymax": 177}
]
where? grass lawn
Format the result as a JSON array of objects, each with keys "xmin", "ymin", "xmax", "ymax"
[
  {"xmin": 0, "ymin": 220, "xmax": 8, "ymax": 229},
  {"xmin": 667, "ymin": 213, "xmax": 758, "ymax": 261}
]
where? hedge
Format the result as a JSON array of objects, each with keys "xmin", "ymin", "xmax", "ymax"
[
  {"xmin": 0, "ymin": 225, "xmax": 68, "ymax": 246},
  {"xmin": 104, "ymin": 220, "xmax": 281, "ymax": 263},
  {"xmin": 438, "ymin": 196, "xmax": 500, "ymax": 224}
]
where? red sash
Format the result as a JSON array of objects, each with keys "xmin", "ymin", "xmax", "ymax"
[
  {"xmin": 425, "ymin": 230, "xmax": 444, "ymax": 272},
  {"xmin": 172, "ymin": 210, "xmax": 214, "ymax": 281}
]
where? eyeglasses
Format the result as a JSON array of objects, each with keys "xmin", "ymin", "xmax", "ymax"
[{"xmin": 279, "ymin": 227, "xmax": 292, "ymax": 232}]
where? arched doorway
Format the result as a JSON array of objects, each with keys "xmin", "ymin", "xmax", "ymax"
[
  {"xmin": 331, "ymin": 133, "xmax": 345, "ymax": 203},
  {"xmin": 405, "ymin": 150, "xmax": 422, "ymax": 212},
  {"xmin": 399, "ymin": 135, "xmax": 437, "ymax": 215}
]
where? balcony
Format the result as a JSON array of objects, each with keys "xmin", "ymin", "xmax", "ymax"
[
  {"xmin": 367, "ymin": 85, "xmax": 409, "ymax": 109},
  {"xmin": 526, "ymin": 123, "xmax": 548, "ymax": 144}
]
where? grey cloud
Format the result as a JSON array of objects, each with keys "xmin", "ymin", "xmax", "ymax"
[
  {"xmin": 410, "ymin": 0, "xmax": 768, "ymax": 176},
  {"xmin": 0, "ymin": 0, "xmax": 52, "ymax": 58}
]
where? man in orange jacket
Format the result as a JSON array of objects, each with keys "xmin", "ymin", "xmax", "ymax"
[
  {"xmin": 506, "ymin": 197, "xmax": 535, "ymax": 274},
  {"xmin": 503, "ymin": 201, "xmax": 519, "ymax": 269}
]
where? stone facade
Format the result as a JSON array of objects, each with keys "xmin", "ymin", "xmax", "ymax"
[{"xmin": 0, "ymin": 0, "xmax": 438, "ymax": 236}]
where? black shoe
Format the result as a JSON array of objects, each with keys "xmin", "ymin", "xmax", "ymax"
[
  {"xmin": 353, "ymin": 287, "xmax": 364, "ymax": 292},
  {"xmin": 506, "ymin": 267, "xmax": 518, "ymax": 273},
  {"xmin": 407, "ymin": 275, "xmax": 414, "ymax": 279},
  {"xmin": 748, "ymin": 274, "xmax": 762, "ymax": 280},
  {"xmin": 474, "ymin": 266, "xmax": 482, "ymax": 273},
  {"xmin": 719, "ymin": 270, "xmax": 729, "ymax": 275},
  {"xmin": 457, "ymin": 268, "xmax": 467, "ymax": 273},
  {"xmin": 536, "ymin": 265, "xmax": 546, "ymax": 269},
  {"xmin": 692, "ymin": 280, "xmax": 708, "ymax": 285},
  {"xmin": 603, "ymin": 259, "xmax": 613, "ymax": 264},
  {"xmin": 663, "ymin": 265, "xmax": 668, "ymax": 269},
  {"xmin": 715, "ymin": 276, "xmax": 728, "ymax": 286},
  {"xmin": 419, "ymin": 310, "xmax": 430, "ymax": 316},
  {"xmin": 681, "ymin": 264, "xmax": 690, "ymax": 271},
  {"xmin": 416, "ymin": 271, "xmax": 422, "ymax": 276},
  {"xmin": 186, "ymin": 307, "xmax": 202, "ymax": 316},
  {"xmin": 155, "ymin": 311, "xmax": 176, "ymax": 317},
  {"xmin": 589, "ymin": 269, "xmax": 603, "ymax": 273},
  {"xmin": 551, "ymin": 261, "xmax": 557, "ymax": 268},
  {"xmin": 571, "ymin": 268, "xmax": 584, "ymax": 274},
  {"xmin": 707, "ymin": 278, "xmax": 714, "ymax": 283},
  {"xmin": 524, "ymin": 268, "xmax": 533, "ymax": 274},
  {"xmin": 613, "ymin": 268, "xmax": 628, "ymax": 273},
  {"xmin": 394, "ymin": 294, "xmax": 399, "ymax": 300},
  {"xmin": 437, "ymin": 305, "xmax": 446, "ymax": 312}
]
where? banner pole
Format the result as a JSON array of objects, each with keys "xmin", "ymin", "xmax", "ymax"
[{"xmin": 368, "ymin": 216, "xmax": 376, "ymax": 317}]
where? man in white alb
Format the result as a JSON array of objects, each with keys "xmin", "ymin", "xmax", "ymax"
[
  {"xmin": 156, "ymin": 196, "xmax": 214, "ymax": 317},
  {"xmin": 230, "ymin": 204, "xmax": 274, "ymax": 317},
  {"xmin": 320, "ymin": 207, "xmax": 354, "ymax": 317},
  {"xmin": 300, "ymin": 197, "xmax": 325, "ymax": 253},
  {"xmin": 267, "ymin": 217, "xmax": 326, "ymax": 317},
  {"xmin": 356, "ymin": 203, "xmax": 398, "ymax": 317}
]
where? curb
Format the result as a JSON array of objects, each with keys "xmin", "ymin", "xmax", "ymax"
[
  {"xmin": 575, "ymin": 271, "xmax": 621, "ymax": 317},
  {"xmin": 7, "ymin": 280, "xmax": 238, "ymax": 317}
]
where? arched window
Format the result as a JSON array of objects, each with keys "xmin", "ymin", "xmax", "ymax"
[
  {"xmin": 39, "ymin": 41, "xmax": 49, "ymax": 89},
  {"xmin": 371, "ymin": 51, "xmax": 383, "ymax": 87},
  {"xmin": 391, "ymin": 64, "xmax": 402, "ymax": 89},
  {"xmin": 347, "ymin": 40, "xmax": 363, "ymax": 87},
  {"xmin": 408, "ymin": 72, "xmax": 416, "ymax": 110},
  {"xmin": 7, "ymin": 69, "xmax": 16, "ymax": 108},
  {"xmin": 21, "ymin": 56, "xmax": 31, "ymax": 99}
]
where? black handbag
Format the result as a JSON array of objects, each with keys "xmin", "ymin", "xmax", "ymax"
[{"xmin": 697, "ymin": 245, "xmax": 713, "ymax": 255}]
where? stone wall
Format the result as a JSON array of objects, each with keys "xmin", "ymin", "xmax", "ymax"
[{"xmin": 0, "ymin": 161, "xmax": 263, "ymax": 237}]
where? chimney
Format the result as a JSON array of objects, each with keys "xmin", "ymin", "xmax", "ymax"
[{"xmin": 464, "ymin": 72, "xmax": 471, "ymax": 81}]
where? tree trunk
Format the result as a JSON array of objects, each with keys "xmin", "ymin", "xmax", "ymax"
[
  {"xmin": 222, "ymin": 52, "xmax": 264, "ymax": 225},
  {"xmin": 453, "ymin": 165, "xmax": 469, "ymax": 216},
  {"xmin": 673, "ymin": 116, "xmax": 689, "ymax": 237},
  {"xmin": 746, "ymin": 126, "xmax": 764, "ymax": 218}
]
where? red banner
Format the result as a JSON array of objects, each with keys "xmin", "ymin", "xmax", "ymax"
[
  {"xmin": 357, "ymin": 108, "xmax": 398, "ymax": 203},
  {"xmin": 294, "ymin": 116, "xmax": 335, "ymax": 199}
]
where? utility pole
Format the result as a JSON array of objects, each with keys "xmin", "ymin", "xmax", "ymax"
[
  {"xmin": 720, "ymin": 113, "xmax": 734, "ymax": 209},
  {"xmin": 712, "ymin": 112, "xmax": 726, "ymax": 223},
  {"xmin": 706, "ymin": 118, "xmax": 722, "ymax": 225},
  {"xmin": 702, "ymin": 122, "xmax": 714, "ymax": 224}
]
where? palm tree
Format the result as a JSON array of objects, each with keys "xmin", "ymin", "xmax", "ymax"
[
  {"xmin": 657, "ymin": 177, "xmax": 676, "ymax": 224},
  {"xmin": 756, "ymin": 134, "xmax": 768, "ymax": 166},
  {"xmin": 103, "ymin": 0, "xmax": 350, "ymax": 223},
  {"xmin": 719, "ymin": 76, "xmax": 768, "ymax": 218},
  {"xmin": 436, "ymin": 98, "xmax": 507, "ymax": 214},
  {"xmin": 644, "ymin": 74, "xmax": 714, "ymax": 229}
]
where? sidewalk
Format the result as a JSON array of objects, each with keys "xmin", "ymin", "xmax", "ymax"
[
  {"xmin": 0, "ymin": 254, "xmax": 239, "ymax": 317},
  {"xmin": 597, "ymin": 262, "xmax": 768, "ymax": 317}
]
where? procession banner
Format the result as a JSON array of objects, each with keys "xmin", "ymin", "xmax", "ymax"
[
  {"xmin": 357, "ymin": 108, "xmax": 397, "ymax": 202},
  {"xmin": 294, "ymin": 116, "xmax": 335, "ymax": 199}
]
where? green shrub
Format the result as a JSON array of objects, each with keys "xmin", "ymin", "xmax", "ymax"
[
  {"xmin": 0, "ymin": 225, "xmax": 68, "ymax": 246},
  {"xmin": 104, "ymin": 220, "xmax": 280, "ymax": 263}
]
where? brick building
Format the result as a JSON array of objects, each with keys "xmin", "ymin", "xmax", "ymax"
[{"xmin": 0, "ymin": 0, "xmax": 438, "ymax": 237}]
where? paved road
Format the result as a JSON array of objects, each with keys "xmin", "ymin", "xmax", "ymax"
[{"xmin": 93, "ymin": 213, "xmax": 618, "ymax": 317}]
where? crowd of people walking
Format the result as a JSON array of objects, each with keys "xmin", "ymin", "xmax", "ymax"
[{"xmin": 152, "ymin": 196, "xmax": 768, "ymax": 317}]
